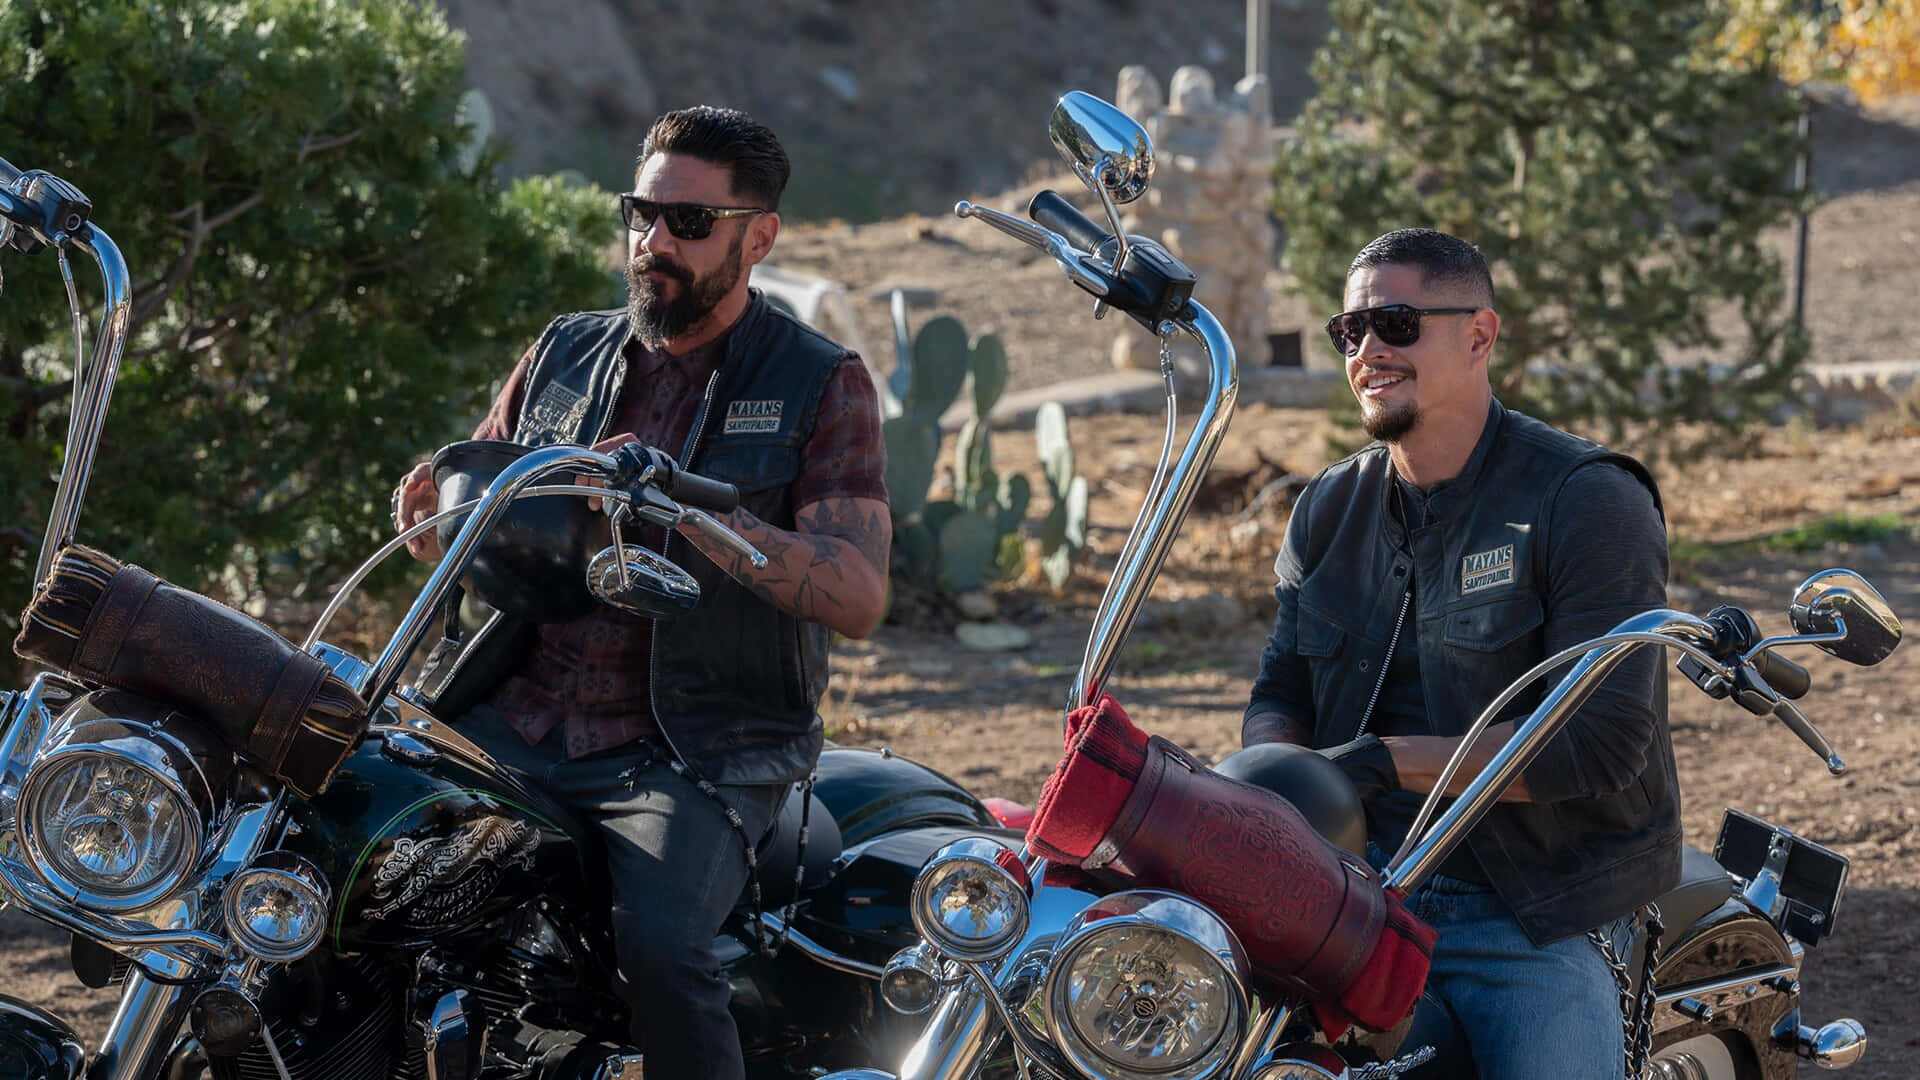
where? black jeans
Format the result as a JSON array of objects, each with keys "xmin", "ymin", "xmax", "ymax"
[{"xmin": 461, "ymin": 705, "xmax": 786, "ymax": 1080}]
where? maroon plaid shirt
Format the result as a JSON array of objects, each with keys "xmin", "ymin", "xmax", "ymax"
[{"xmin": 473, "ymin": 326, "xmax": 886, "ymax": 759}]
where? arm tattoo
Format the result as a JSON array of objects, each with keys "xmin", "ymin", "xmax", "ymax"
[{"xmin": 693, "ymin": 497, "xmax": 890, "ymax": 628}]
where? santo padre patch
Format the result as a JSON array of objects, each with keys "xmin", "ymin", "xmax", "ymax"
[
  {"xmin": 723, "ymin": 399, "xmax": 784, "ymax": 435},
  {"xmin": 1461, "ymin": 544, "xmax": 1516, "ymax": 595}
]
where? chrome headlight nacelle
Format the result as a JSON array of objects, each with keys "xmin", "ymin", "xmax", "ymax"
[
  {"xmin": 1042, "ymin": 890, "xmax": 1251, "ymax": 1080},
  {"xmin": 16, "ymin": 689, "xmax": 224, "ymax": 912},
  {"xmin": 910, "ymin": 837, "xmax": 1032, "ymax": 963}
]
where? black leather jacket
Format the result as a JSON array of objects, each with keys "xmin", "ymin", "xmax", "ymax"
[
  {"xmin": 420, "ymin": 293, "xmax": 853, "ymax": 786},
  {"xmin": 1246, "ymin": 399, "xmax": 1679, "ymax": 944}
]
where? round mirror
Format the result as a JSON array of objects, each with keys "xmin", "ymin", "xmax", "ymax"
[{"xmin": 1049, "ymin": 91, "xmax": 1154, "ymax": 205}]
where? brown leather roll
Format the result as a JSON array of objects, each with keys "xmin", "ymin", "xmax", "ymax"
[
  {"xmin": 16, "ymin": 544, "xmax": 369, "ymax": 797},
  {"xmin": 1089, "ymin": 736, "xmax": 1389, "ymax": 1002}
]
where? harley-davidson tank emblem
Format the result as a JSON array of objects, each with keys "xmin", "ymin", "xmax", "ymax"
[{"xmin": 364, "ymin": 816, "xmax": 540, "ymax": 927}]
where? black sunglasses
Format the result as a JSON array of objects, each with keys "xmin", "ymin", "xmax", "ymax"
[
  {"xmin": 618, "ymin": 195, "xmax": 765, "ymax": 241},
  {"xmin": 1325, "ymin": 304, "xmax": 1480, "ymax": 356}
]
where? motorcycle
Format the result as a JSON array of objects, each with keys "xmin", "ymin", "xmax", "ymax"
[
  {"xmin": 0, "ymin": 139, "xmax": 1034, "ymax": 1079},
  {"xmin": 800, "ymin": 94, "xmax": 1893, "ymax": 1080},
  {"xmin": 0, "ymin": 87, "xmax": 1893, "ymax": 1080}
]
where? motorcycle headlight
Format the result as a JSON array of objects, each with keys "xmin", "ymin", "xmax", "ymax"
[
  {"xmin": 17, "ymin": 697, "xmax": 220, "ymax": 912},
  {"xmin": 1043, "ymin": 890, "xmax": 1250, "ymax": 1080},
  {"xmin": 224, "ymin": 851, "xmax": 330, "ymax": 962},
  {"xmin": 910, "ymin": 837, "xmax": 1031, "ymax": 962}
]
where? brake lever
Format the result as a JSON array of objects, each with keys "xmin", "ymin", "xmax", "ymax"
[
  {"xmin": 1727, "ymin": 660, "xmax": 1848, "ymax": 776},
  {"xmin": 680, "ymin": 508, "xmax": 767, "ymax": 570},
  {"xmin": 953, "ymin": 201, "xmax": 1113, "ymax": 299},
  {"xmin": 1774, "ymin": 698, "xmax": 1848, "ymax": 776}
]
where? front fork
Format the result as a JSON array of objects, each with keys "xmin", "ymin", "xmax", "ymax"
[{"xmin": 86, "ymin": 974, "xmax": 194, "ymax": 1080}]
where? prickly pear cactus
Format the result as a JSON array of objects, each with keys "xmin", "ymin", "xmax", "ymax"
[
  {"xmin": 1035, "ymin": 401, "xmax": 1088, "ymax": 588},
  {"xmin": 883, "ymin": 304, "xmax": 1034, "ymax": 599}
]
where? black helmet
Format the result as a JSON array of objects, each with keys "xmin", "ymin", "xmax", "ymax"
[
  {"xmin": 1213, "ymin": 742, "xmax": 1367, "ymax": 858},
  {"xmin": 431, "ymin": 440, "xmax": 608, "ymax": 623}
]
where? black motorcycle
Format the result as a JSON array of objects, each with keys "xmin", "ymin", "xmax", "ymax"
[
  {"xmin": 808, "ymin": 92, "xmax": 1892, "ymax": 1080},
  {"xmin": 0, "ymin": 155, "xmax": 1030, "ymax": 1080}
]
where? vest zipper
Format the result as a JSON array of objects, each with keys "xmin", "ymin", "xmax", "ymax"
[
  {"xmin": 1354, "ymin": 582, "xmax": 1411, "ymax": 738},
  {"xmin": 647, "ymin": 367, "xmax": 725, "ymax": 771}
]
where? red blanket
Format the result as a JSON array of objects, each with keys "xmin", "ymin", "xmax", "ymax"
[{"xmin": 1026, "ymin": 694, "xmax": 1434, "ymax": 1037}]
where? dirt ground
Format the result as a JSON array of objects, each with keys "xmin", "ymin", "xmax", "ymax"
[{"xmin": 5, "ymin": 92, "xmax": 1920, "ymax": 1079}]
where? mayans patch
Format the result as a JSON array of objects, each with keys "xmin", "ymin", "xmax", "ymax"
[
  {"xmin": 723, "ymin": 398, "xmax": 784, "ymax": 435},
  {"xmin": 1460, "ymin": 544, "xmax": 1516, "ymax": 595},
  {"xmin": 525, "ymin": 382, "xmax": 589, "ymax": 441}
]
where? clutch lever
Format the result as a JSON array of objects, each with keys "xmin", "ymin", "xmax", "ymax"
[{"xmin": 605, "ymin": 485, "xmax": 768, "ymax": 572}]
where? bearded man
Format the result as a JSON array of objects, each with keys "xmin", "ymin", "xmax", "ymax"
[
  {"xmin": 1242, "ymin": 228, "xmax": 1675, "ymax": 1078},
  {"xmin": 390, "ymin": 106, "xmax": 888, "ymax": 1079}
]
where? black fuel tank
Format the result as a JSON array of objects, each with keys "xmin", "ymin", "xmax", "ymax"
[{"xmin": 283, "ymin": 719, "xmax": 589, "ymax": 954}]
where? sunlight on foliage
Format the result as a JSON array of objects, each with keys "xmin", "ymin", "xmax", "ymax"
[{"xmin": 1725, "ymin": 0, "xmax": 1920, "ymax": 102}]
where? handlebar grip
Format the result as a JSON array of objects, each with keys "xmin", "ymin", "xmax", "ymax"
[
  {"xmin": 1028, "ymin": 189, "xmax": 1114, "ymax": 255},
  {"xmin": 666, "ymin": 469, "xmax": 739, "ymax": 516},
  {"xmin": 1751, "ymin": 649, "xmax": 1811, "ymax": 700}
]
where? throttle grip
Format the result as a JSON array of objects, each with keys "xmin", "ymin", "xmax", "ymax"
[
  {"xmin": 667, "ymin": 469, "xmax": 739, "ymax": 516},
  {"xmin": 1751, "ymin": 649, "xmax": 1812, "ymax": 700},
  {"xmin": 1028, "ymin": 189, "xmax": 1113, "ymax": 255}
]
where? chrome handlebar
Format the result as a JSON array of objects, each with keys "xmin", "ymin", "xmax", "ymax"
[
  {"xmin": 952, "ymin": 201, "xmax": 1238, "ymax": 715},
  {"xmin": 355, "ymin": 445, "xmax": 765, "ymax": 708},
  {"xmin": 1384, "ymin": 609, "xmax": 1859, "ymax": 893}
]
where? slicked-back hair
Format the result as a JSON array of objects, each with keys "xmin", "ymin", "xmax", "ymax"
[
  {"xmin": 638, "ymin": 106, "xmax": 791, "ymax": 212},
  {"xmin": 1349, "ymin": 228, "xmax": 1496, "ymax": 310}
]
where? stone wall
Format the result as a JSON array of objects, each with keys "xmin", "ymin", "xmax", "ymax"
[{"xmin": 1110, "ymin": 65, "xmax": 1277, "ymax": 378}]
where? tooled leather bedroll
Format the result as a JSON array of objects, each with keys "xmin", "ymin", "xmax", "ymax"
[{"xmin": 15, "ymin": 544, "xmax": 369, "ymax": 797}]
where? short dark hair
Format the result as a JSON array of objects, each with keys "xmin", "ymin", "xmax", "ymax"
[
  {"xmin": 638, "ymin": 106, "xmax": 791, "ymax": 212},
  {"xmin": 1349, "ymin": 228, "xmax": 1495, "ymax": 309}
]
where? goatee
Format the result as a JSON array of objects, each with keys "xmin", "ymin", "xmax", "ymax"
[
  {"xmin": 1362, "ymin": 400, "xmax": 1420, "ymax": 443},
  {"xmin": 625, "ymin": 233, "xmax": 743, "ymax": 349}
]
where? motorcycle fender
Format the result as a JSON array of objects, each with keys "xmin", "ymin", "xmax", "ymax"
[
  {"xmin": 1650, "ymin": 903, "xmax": 1800, "ymax": 1080},
  {"xmin": 0, "ymin": 995, "xmax": 86, "ymax": 1080}
]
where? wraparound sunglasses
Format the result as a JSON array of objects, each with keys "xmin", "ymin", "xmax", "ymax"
[
  {"xmin": 1325, "ymin": 304, "xmax": 1480, "ymax": 356},
  {"xmin": 618, "ymin": 195, "xmax": 765, "ymax": 241}
]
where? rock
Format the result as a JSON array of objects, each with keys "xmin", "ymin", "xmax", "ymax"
[
  {"xmin": 954, "ymin": 589, "xmax": 998, "ymax": 620},
  {"xmin": 871, "ymin": 284, "xmax": 942, "ymax": 306},
  {"xmin": 818, "ymin": 65, "xmax": 860, "ymax": 104},
  {"xmin": 955, "ymin": 621, "xmax": 1033, "ymax": 652},
  {"xmin": 1856, "ymin": 471, "xmax": 1902, "ymax": 498}
]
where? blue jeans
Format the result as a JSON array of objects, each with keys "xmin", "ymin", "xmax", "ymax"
[
  {"xmin": 461, "ymin": 705, "xmax": 786, "ymax": 1080},
  {"xmin": 1370, "ymin": 846, "xmax": 1631, "ymax": 1080}
]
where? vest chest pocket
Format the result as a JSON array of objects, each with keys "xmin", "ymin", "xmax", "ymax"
[
  {"xmin": 1441, "ymin": 594, "xmax": 1545, "ymax": 652},
  {"xmin": 693, "ymin": 440, "xmax": 802, "ymax": 496},
  {"xmin": 1441, "ymin": 594, "xmax": 1546, "ymax": 711}
]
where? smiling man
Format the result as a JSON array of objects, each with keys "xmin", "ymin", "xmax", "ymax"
[
  {"xmin": 391, "ymin": 106, "xmax": 888, "ymax": 1079},
  {"xmin": 1241, "ymin": 229, "xmax": 1677, "ymax": 1078}
]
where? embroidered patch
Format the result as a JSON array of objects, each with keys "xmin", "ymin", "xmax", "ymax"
[
  {"xmin": 1461, "ymin": 544, "xmax": 1515, "ymax": 594},
  {"xmin": 525, "ymin": 383, "xmax": 589, "ymax": 440},
  {"xmin": 723, "ymin": 398, "xmax": 784, "ymax": 435}
]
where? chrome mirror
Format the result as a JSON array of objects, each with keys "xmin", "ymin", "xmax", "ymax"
[
  {"xmin": 1789, "ymin": 569, "xmax": 1902, "ymax": 666},
  {"xmin": 586, "ymin": 544, "xmax": 701, "ymax": 620},
  {"xmin": 1049, "ymin": 91, "xmax": 1154, "ymax": 205}
]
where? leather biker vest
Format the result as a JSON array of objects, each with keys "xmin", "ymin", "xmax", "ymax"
[{"xmin": 421, "ymin": 293, "xmax": 849, "ymax": 785}]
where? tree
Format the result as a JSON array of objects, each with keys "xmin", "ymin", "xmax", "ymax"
[
  {"xmin": 1725, "ymin": 0, "xmax": 1920, "ymax": 104},
  {"xmin": 1273, "ymin": 0, "xmax": 1811, "ymax": 451},
  {"xmin": 0, "ymin": 0, "xmax": 621, "ymax": 634}
]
